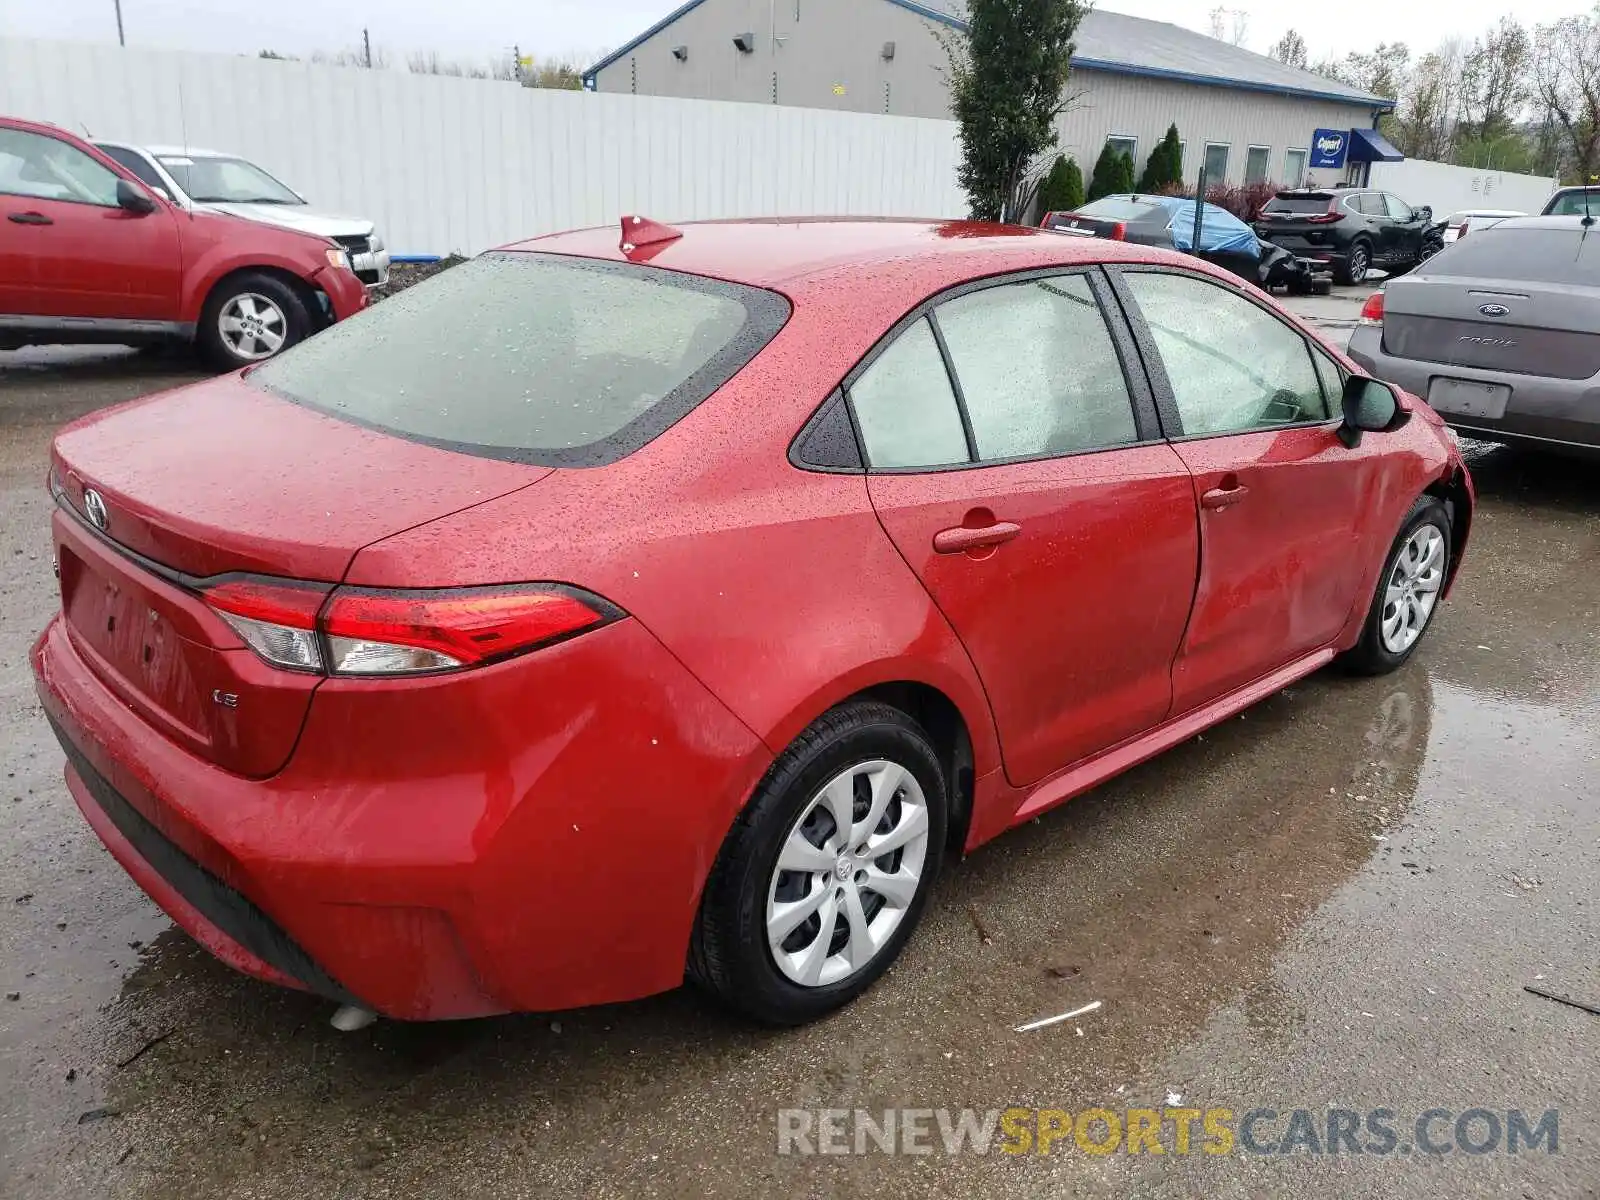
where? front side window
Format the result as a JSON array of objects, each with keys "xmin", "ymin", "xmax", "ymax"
[
  {"xmin": 1122, "ymin": 272, "xmax": 1329, "ymax": 436},
  {"xmin": 97, "ymin": 146, "xmax": 167, "ymax": 192},
  {"xmin": 849, "ymin": 318, "xmax": 969, "ymax": 470},
  {"xmin": 0, "ymin": 129, "xmax": 121, "ymax": 206},
  {"xmin": 934, "ymin": 275, "xmax": 1139, "ymax": 461},
  {"xmin": 251, "ymin": 253, "xmax": 789, "ymax": 466},
  {"xmin": 1383, "ymin": 193, "xmax": 1414, "ymax": 221}
]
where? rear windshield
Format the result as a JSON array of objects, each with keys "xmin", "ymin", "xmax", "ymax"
[
  {"xmin": 1072, "ymin": 197, "xmax": 1162, "ymax": 220},
  {"xmin": 1545, "ymin": 190, "xmax": 1600, "ymax": 217},
  {"xmin": 1263, "ymin": 194, "xmax": 1333, "ymax": 214},
  {"xmin": 1426, "ymin": 227, "xmax": 1600, "ymax": 287},
  {"xmin": 249, "ymin": 253, "xmax": 790, "ymax": 466}
]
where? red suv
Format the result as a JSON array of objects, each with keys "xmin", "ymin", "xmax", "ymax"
[
  {"xmin": 1, "ymin": 117, "xmax": 368, "ymax": 367},
  {"xmin": 33, "ymin": 218, "xmax": 1472, "ymax": 1027}
]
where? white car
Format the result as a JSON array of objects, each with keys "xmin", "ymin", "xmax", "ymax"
[
  {"xmin": 93, "ymin": 141, "xmax": 390, "ymax": 287},
  {"xmin": 1441, "ymin": 209, "xmax": 1525, "ymax": 243}
]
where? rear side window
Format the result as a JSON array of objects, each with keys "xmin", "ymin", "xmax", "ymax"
[
  {"xmin": 934, "ymin": 275, "xmax": 1138, "ymax": 460},
  {"xmin": 849, "ymin": 318, "xmax": 969, "ymax": 469},
  {"xmin": 249, "ymin": 253, "xmax": 790, "ymax": 467},
  {"xmin": 1545, "ymin": 191, "xmax": 1598, "ymax": 217},
  {"xmin": 1426, "ymin": 227, "xmax": 1599, "ymax": 287}
]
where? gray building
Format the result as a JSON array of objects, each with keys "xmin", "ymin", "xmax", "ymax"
[{"xmin": 586, "ymin": 1, "xmax": 1396, "ymax": 189}]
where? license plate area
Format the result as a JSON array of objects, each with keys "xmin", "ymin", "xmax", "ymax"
[{"xmin": 1428, "ymin": 377, "xmax": 1510, "ymax": 420}]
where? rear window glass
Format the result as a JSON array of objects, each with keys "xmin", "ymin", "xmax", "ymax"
[
  {"xmin": 249, "ymin": 253, "xmax": 790, "ymax": 466},
  {"xmin": 1073, "ymin": 197, "xmax": 1162, "ymax": 220},
  {"xmin": 1264, "ymin": 194, "xmax": 1333, "ymax": 214},
  {"xmin": 1426, "ymin": 227, "xmax": 1600, "ymax": 287},
  {"xmin": 1545, "ymin": 190, "xmax": 1599, "ymax": 217}
]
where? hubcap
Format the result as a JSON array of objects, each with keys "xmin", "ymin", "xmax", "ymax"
[
  {"xmin": 1381, "ymin": 524, "xmax": 1446, "ymax": 654},
  {"xmin": 766, "ymin": 760, "xmax": 930, "ymax": 988},
  {"xmin": 218, "ymin": 292, "xmax": 287, "ymax": 360}
]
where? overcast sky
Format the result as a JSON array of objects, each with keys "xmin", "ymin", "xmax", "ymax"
[{"xmin": 0, "ymin": 0, "xmax": 1586, "ymax": 68}]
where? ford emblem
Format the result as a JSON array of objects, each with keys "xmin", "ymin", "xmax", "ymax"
[
  {"xmin": 1478, "ymin": 303, "xmax": 1510, "ymax": 317},
  {"xmin": 83, "ymin": 488, "xmax": 109, "ymax": 532}
]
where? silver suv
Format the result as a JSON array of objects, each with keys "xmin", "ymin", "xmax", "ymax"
[
  {"xmin": 1348, "ymin": 216, "xmax": 1600, "ymax": 458},
  {"xmin": 94, "ymin": 142, "xmax": 390, "ymax": 287}
]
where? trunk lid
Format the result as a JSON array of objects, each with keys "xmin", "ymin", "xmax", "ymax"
[
  {"xmin": 51, "ymin": 376, "xmax": 550, "ymax": 776},
  {"xmin": 1381, "ymin": 274, "xmax": 1600, "ymax": 380}
]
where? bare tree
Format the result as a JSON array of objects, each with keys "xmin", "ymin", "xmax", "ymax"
[
  {"xmin": 1460, "ymin": 17, "xmax": 1531, "ymax": 141},
  {"xmin": 1531, "ymin": 11, "xmax": 1600, "ymax": 183},
  {"xmin": 1208, "ymin": 7, "xmax": 1249, "ymax": 47},
  {"xmin": 1394, "ymin": 39, "xmax": 1465, "ymax": 161},
  {"xmin": 1269, "ymin": 29, "xmax": 1308, "ymax": 70}
]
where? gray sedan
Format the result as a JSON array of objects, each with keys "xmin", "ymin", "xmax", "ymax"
[{"xmin": 1348, "ymin": 216, "xmax": 1600, "ymax": 458}]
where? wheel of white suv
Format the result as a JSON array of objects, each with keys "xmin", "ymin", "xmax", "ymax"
[{"xmin": 688, "ymin": 701, "xmax": 947, "ymax": 1025}]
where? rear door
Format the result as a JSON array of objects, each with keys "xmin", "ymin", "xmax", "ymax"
[
  {"xmin": 1381, "ymin": 193, "xmax": 1425, "ymax": 264},
  {"xmin": 0, "ymin": 125, "xmax": 182, "ymax": 320},
  {"xmin": 855, "ymin": 268, "xmax": 1200, "ymax": 788},
  {"xmin": 1110, "ymin": 266, "xmax": 1382, "ymax": 715}
]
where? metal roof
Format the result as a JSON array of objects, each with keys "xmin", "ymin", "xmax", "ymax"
[{"xmin": 586, "ymin": 1, "xmax": 1393, "ymax": 111}]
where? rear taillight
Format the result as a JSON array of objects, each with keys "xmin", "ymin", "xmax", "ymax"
[
  {"xmin": 1305, "ymin": 211, "xmax": 1345, "ymax": 224},
  {"xmin": 201, "ymin": 578, "xmax": 618, "ymax": 677},
  {"xmin": 1455, "ymin": 223, "xmax": 1470, "ymax": 238},
  {"xmin": 205, "ymin": 579, "xmax": 330, "ymax": 673},
  {"xmin": 1359, "ymin": 291, "xmax": 1385, "ymax": 327},
  {"xmin": 1107, "ymin": 221, "xmax": 1127, "ymax": 241}
]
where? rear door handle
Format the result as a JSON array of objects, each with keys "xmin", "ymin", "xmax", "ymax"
[
  {"xmin": 7, "ymin": 212, "xmax": 53, "ymax": 225},
  {"xmin": 933, "ymin": 522, "xmax": 1021, "ymax": 555},
  {"xmin": 1201, "ymin": 483, "xmax": 1250, "ymax": 510}
]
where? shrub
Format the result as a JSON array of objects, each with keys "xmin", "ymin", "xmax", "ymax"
[
  {"xmin": 1036, "ymin": 154, "xmax": 1086, "ymax": 219},
  {"xmin": 1138, "ymin": 124, "xmax": 1184, "ymax": 193}
]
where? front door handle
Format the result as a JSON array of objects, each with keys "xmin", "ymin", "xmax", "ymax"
[
  {"xmin": 7, "ymin": 211, "xmax": 53, "ymax": 225},
  {"xmin": 933, "ymin": 521, "xmax": 1022, "ymax": 555},
  {"xmin": 1201, "ymin": 483, "xmax": 1250, "ymax": 510}
]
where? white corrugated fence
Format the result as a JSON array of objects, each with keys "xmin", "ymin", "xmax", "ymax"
[{"xmin": 1, "ymin": 36, "xmax": 967, "ymax": 257}]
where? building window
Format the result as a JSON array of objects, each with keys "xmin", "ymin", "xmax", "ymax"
[
  {"xmin": 1283, "ymin": 148, "xmax": 1308, "ymax": 188},
  {"xmin": 1203, "ymin": 142, "xmax": 1230, "ymax": 184},
  {"xmin": 1245, "ymin": 146, "xmax": 1271, "ymax": 184},
  {"xmin": 1106, "ymin": 134, "xmax": 1138, "ymax": 164}
]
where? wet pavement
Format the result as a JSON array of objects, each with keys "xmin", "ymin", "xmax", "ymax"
[{"xmin": 1, "ymin": 346, "xmax": 1597, "ymax": 1198}]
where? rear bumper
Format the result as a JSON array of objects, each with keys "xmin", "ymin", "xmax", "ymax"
[
  {"xmin": 1349, "ymin": 327, "xmax": 1600, "ymax": 455},
  {"xmin": 33, "ymin": 613, "xmax": 770, "ymax": 1019}
]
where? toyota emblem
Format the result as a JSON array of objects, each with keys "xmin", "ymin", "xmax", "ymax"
[
  {"xmin": 83, "ymin": 488, "xmax": 109, "ymax": 532},
  {"xmin": 1478, "ymin": 303, "xmax": 1510, "ymax": 317}
]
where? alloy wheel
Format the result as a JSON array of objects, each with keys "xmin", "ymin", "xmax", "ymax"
[
  {"xmin": 218, "ymin": 292, "xmax": 288, "ymax": 360},
  {"xmin": 765, "ymin": 759, "xmax": 930, "ymax": 988},
  {"xmin": 1380, "ymin": 523, "xmax": 1446, "ymax": 654},
  {"xmin": 1349, "ymin": 245, "xmax": 1370, "ymax": 284}
]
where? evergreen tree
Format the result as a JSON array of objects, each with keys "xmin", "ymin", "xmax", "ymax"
[
  {"xmin": 1138, "ymin": 124, "xmax": 1184, "ymax": 192},
  {"xmin": 1036, "ymin": 154, "xmax": 1086, "ymax": 217},
  {"xmin": 1087, "ymin": 141, "xmax": 1124, "ymax": 202}
]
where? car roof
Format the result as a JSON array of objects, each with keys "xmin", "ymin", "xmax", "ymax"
[
  {"xmin": 506, "ymin": 217, "xmax": 1199, "ymax": 300},
  {"xmin": 145, "ymin": 145, "xmax": 232, "ymax": 158},
  {"xmin": 1482, "ymin": 215, "xmax": 1596, "ymax": 231}
]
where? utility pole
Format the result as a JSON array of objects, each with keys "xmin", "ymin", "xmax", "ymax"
[
  {"xmin": 362, "ymin": 27, "xmax": 372, "ymax": 68},
  {"xmin": 113, "ymin": 0, "xmax": 125, "ymax": 46}
]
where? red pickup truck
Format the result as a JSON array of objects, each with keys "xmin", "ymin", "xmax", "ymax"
[{"xmin": 1, "ymin": 116, "xmax": 368, "ymax": 368}]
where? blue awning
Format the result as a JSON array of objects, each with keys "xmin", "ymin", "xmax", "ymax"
[{"xmin": 1348, "ymin": 127, "xmax": 1405, "ymax": 163}]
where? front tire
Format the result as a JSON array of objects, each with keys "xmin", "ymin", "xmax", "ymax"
[
  {"xmin": 688, "ymin": 701, "xmax": 947, "ymax": 1026},
  {"xmin": 197, "ymin": 272, "xmax": 311, "ymax": 370},
  {"xmin": 1341, "ymin": 496, "xmax": 1452, "ymax": 675}
]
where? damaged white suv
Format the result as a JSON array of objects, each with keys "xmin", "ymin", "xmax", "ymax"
[{"xmin": 93, "ymin": 141, "xmax": 391, "ymax": 287}]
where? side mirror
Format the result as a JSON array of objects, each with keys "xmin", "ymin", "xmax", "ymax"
[
  {"xmin": 116, "ymin": 178, "xmax": 156, "ymax": 215},
  {"xmin": 1415, "ymin": 205, "xmax": 1432, "ymax": 222},
  {"xmin": 1339, "ymin": 376, "xmax": 1411, "ymax": 448}
]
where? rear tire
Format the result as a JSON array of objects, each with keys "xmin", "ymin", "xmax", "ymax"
[
  {"xmin": 1340, "ymin": 496, "xmax": 1452, "ymax": 676},
  {"xmin": 197, "ymin": 272, "xmax": 311, "ymax": 371},
  {"xmin": 688, "ymin": 701, "xmax": 947, "ymax": 1026},
  {"xmin": 1336, "ymin": 240, "xmax": 1371, "ymax": 286}
]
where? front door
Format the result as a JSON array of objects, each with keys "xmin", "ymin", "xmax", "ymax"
[
  {"xmin": 1113, "ymin": 267, "xmax": 1381, "ymax": 714},
  {"xmin": 849, "ymin": 269, "xmax": 1200, "ymax": 787},
  {"xmin": 0, "ymin": 126, "xmax": 182, "ymax": 320}
]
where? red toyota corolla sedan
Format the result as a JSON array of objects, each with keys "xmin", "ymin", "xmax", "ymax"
[{"xmin": 33, "ymin": 217, "xmax": 1473, "ymax": 1026}]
